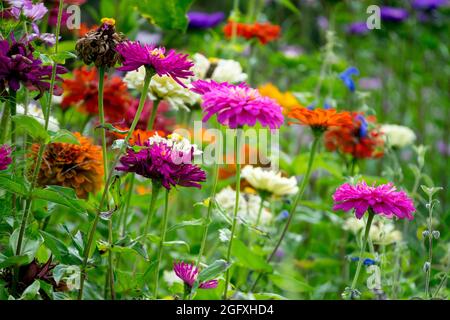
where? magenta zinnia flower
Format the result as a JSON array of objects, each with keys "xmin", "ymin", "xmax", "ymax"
[
  {"xmin": 173, "ymin": 261, "xmax": 218, "ymax": 289},
  {"xmin": 0, "ymin": 144, "xmax": 12, "ymax": 171},
  {"xmin": 191, "ymin": 80, "xmax": 284, "ymax": 130},
  {"xmin": 116, "ymin": 136, "xmax": 206, "ymax": 190},
  {"xmin": 116, "ymin": 41, "xmax": 194, "ymax": 86},
  {"xmin": 332, "ymin": 181, "xmax": 415, "ymax": 220}
]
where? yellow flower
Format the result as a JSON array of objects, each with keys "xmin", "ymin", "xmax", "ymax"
[{"xmin": 258, "ymin": 83, "xmax": 301, "ymax": 114}]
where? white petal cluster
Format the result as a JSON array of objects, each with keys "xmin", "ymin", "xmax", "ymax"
[
  {"xmin": 241, "ymin": 165, "xmax": 298, "ymax": 197},
  {"xmin": 215, "ymin": 186, "xmax": 272, "ymax": 226},
  {"xmin": 343, "ymin": 217, "xmax": 402, "ymax": 245},
  {"xmin": 124, "ymin": 66, "xmax": 198, "ymax": 111},
  {"xmin": 380, "ymin": 124, "xmax": 416, "ymax": 148},
  {"xmin": 192, "ymin": 53, "xmax": 247, "ymax": 83},
  {"xmin": 148, "ymin": 132, "xmax": 202, "ymax": 156},
  {"xmin": 16, "ymin": 102, "xmax": 60, "ymax": 132}
]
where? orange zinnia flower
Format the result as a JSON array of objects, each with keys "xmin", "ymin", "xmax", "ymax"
[
  {"xmin": 258, "ymin": 83, "xmax": 302, "ymax": 114},
  {"xmin": 288, "ymin": 107, "xmax": 353, "ymax": 134},
  {"xmin": 223, "ymin": 20, "xmax": 281, "ymax": 44},
  {"xmin": 30, "ymin": 133, "xmax": 104, "ymax": 198},
  {"xmin": 61, "ymin": 66, "xmax": 132, "ymax": 122},
  {"xmin": 324, "ymin": 113, "xmax": 384, "ymax": 159}
]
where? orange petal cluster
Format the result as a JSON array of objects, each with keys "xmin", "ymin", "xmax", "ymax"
[
  {"xmin": 288, "ymin": 107, "xmax": 353, "ymax": 132},
  {"xmin": 223, "ymin": 20, "xmax": 281, "ymax": 44},
  {"xmin": 30, "ymin": 132, "xmax": 104, "ymax": 198},
  {"xmin": 258, "ymin": 83, "xmax": 302, "ymax": 114}
]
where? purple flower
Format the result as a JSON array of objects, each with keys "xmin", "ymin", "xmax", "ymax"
[
  {"xmin": 191, "ymin": 80, "xmax": 284, "ymax": 130},
  {"xmin": 412, "ymin": 0, "xmax": 448, "ymax": 11},
  {"xmin": 317, "ymin": 16, "xmax": 329, "ymax": 30},
  {"xmin": 380, "ymin": 6, "xmax": 409, "ymax": 22},
  {"xmin": 188, "ymin": 11, "xmax": 225, "ymax": 29},
  {"xmin": 332, "ymin": 181, "xmax": 415, "ymax": 220},
  {"xmin": 116, "ymin": 138, "xmax": 206, "ymax": 190},
  {"xmin": 27, "ymin": 23, "xmax": 56, "ymax": 46},
  {"xmin": 0, "ymin": 35, "xmax": 66, "ymax": 96},
  {"xmin": 48, "ymin": 5, "xmax": 70, "ymax": 27},
  {"xmin": 6, "ymin": 0, "xmax": 48, "ymax": 22},
  {"xmin": 358, "ymin": 77, "xmax": 382, "ymax": 90},
  {"xmin": 346, "ymin": 22, "xmax": 370, "ymax": 35},
  {"xmin": 173, "ymin": 262, "xmax": 218, "ymax": 289},
  {"xmin": 116, "ymin": 41, "xmax": 194, "ymax": 86},
  {"xmin": 0, "ymin": 144, "xmax": 13, "ymax": 171},
  {"xmin": 339, "ymin": 66, "xmax": 359, "ymax": 92}
]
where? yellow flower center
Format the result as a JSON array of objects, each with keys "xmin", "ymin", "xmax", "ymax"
[
  {"xmin": 150, "ymin": 48, "xmax": 165, "ymax": 59},
  {"xmin": 100, "ymin": 17, "xmax": 116, "ymax": 26}
]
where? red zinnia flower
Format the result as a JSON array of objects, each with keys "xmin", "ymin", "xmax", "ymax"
[
  {"xmin": 223, "ymin": 20, "xmax": 281, "ymax": 44},
  {"xmin": 61, "ymin": 66, "xmax": 132, "ymax": 122}
]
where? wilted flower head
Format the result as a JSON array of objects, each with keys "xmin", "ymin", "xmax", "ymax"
[
  {"xmin": 333, "ymin": 181, "xmax": 415, "ymax": 220},
  {"xmin": 188, "ymin": 11, "xmax": 225, "ymax": 29},
  {"xmin": 192, "ymin": 80, "xmax": 284, "ymax": 130},
  {"xmin": 116, "ymin": 41, "xmax": 194, "ymax": 86},
  {"xmin": 30, "ymin": 132, "xmax": 104, "ymax": 198},
  {"xmin": 241, "ymin": 165, "xmax": 298, "ymax": 197},
  {"xmin": 61, "ymin": 66, "xmax": 131, "ymax": 121},
  {"xmin": 288, "ymin": 106, "xmax": 352, "ymax": 134},
  {"xmin": 0, "ymin": 35, "xmax": 66, "ymax": 97},
  {"xmin": 192, "ymin": 53, "xmax": 247, "ymax": 84},
  {"xmin": 173, "ymin": 261, "xmax": 218, "ymax": 289},
  {"xmin": 116, "ymin": 133, "xmax": 206, "ymax": 190},
  {"xmin": 76, "ymin": 17, "xmax": 125, "ymax": 68},
  {"xmin": 223, "ymin": 20, "xmax": 281, "ymax": 44},
  {"xmin": 380, "ymin": 124, "xmax": 416, "ymax": 148},
  {"xmin": 0, "ymin": 144, "xmax": 13, "ymax": 171}
]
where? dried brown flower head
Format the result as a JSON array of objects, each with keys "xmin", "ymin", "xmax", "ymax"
[{"xmin": 75, "ymin": 18, "xmax": 125, "ymax": 68}]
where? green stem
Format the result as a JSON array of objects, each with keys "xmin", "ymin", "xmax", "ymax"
[
  {"xmin": 153, "ymin": 189, "xmax": 170, "ymax": 299},
  {"xmin": 0, "ymin": 102, "xmax": 10, "ymax": 144},
  {"xmin": 250, "ymin": 134, "xmax": 320, "ymax": 291},
  {"xmin": 78, "ymin": 67, "xmax": 153, "ymax": 300},
  {"xmin": 223, "ymin": 129, "xmax": 242, "ymax": 299},
  {"xmin": 255, "ymin": 194, "xmax": 266, "ymax": 226},
  {"xmin": 147, "ymin": 99, "xmax": 160, "ymax": 131},
  {"xmin": 424, "ymin": 195, "xmax": 433, "ymax": 299},
  {"xmin": 143, "ymin": 182, "xmax": 162, "ymax": 245},
  {"xmin": 350, "ymin": 210, "xmax": 375, "ymax": 292},
  {"xmin": 119, "ymin": 174, "xmax": 135, "ymax": 237}
]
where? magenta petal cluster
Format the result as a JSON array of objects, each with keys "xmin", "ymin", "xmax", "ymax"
[
  {"xmin": 191, "ymin": 80, "xmax": 284, "ymax": 130},
  {"xmin": 173, "ymin": 262, "xmax": 218, "ymax": 289},
  {"xmin": 0, "ymin": 144, "xmax": 12, "ymax": 171},
  {"xmin": 116, "ymin": 140, "xmax": 206, "ymax": 190},
  {"xmin": 332, "ymin": 181, "xmax": 415, "ymax": 220},
  {"xmin": 116, "ymin": 41, "xmax": 194, "ymax": 86}
]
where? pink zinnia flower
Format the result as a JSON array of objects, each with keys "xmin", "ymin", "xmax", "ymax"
[
  {"xmin": 191, "ymin": 79, "xmax": 284, "ymax": 130},
  {"xmin": 173, "ymin": 261, "xmax": 218, "ymax": 289},
  {"xmin": 0, "ymin": 144, "xmax": 12, "ymax": 171},
  {"xmin": 116, "ymin": 138, "xmax": 206, "ymax": 190},
  {"xmin": 116, "ymin": 41, "xmax": 194, "ymax": 86},
  {"xmin": 332, "ymin": 181, "xmax": 415, "ymax": 220}
]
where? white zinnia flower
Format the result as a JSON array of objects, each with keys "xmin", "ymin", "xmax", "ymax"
[
  {"xmin": 124, "ymin": 67, "xmax": 198, "ymax": 111},
  {"xmin": 192, "ymin": 53, "xmax": 247, "ymax": 83},
  {"xmin": 343, "ymin": 217, "xmax": 402, "ymax": 245},
  {"xmin": 215, "ymin": 186, "xmax": 272, "ymax": 226},
  {"xmin": 241, "ymin": 165, "xmax": 298, "ymax": 197},
  {"xmin": 380, "ymin": 124, "xmax": 416, "ymax": 148},
  {"xmin": 16, "ymin": 102, "xmax": 60, "ymax": 132}
]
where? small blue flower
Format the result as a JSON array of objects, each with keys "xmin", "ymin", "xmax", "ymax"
[
  {"xmin": 363, "ymin": 258, "xmax": 376, "ymax": 266},
  {"xmin": 357, "ymin": 114, "xmax": 368, "ymax": 138},
  {"xmin": 324, "ymin": 101, "xmax": 332, "ymax": 110},
  {"xmin": 307, "ymin": 103, "xmax": 316, "ymax": 110},
  {"xmin": 339, "ymin": 66, "xmax": 359, "ymax": 92},
  {"xmin": 276, "ymin": 210, "xmax": 289, "ymax": 221}
]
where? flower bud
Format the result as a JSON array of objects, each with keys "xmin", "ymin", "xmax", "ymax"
[
  {"xmin": 423, "ymin": 261, "xmax": 431, "ymax": 273},
  {"xmin": 422, "ymin": 230, "xmax": 430, "ymax": 238},
  {"xmin": 432, "ymin": 230, "xmax": 440, "ymax": 239}
]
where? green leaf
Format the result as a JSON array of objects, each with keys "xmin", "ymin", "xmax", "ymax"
[
  {"xmin": 50, "ymin": 51, "xmax": 77, "ymax": 64},
  {"xmin": 198, "ymin": 259, "xmax": 230, "ymax": 283},
  {"xmin": 40, "ymin": 231, "xmax": 82, "ymax": 265},
  {"xmin": 96, "ymin": 122, "xmax": 129, "ymax": 134},
  {"xmin": 167, "ymin": 218, "xmax": 205, "ymax": 233},
  {"xmin": 268, "ymin": 273, "xmax": 312, "ymax": 293},
  {"xmin": 33, "ymin": 186, "xmax": 92, "ymax": 214},
  {"xmin": 0, "ymin": 176, "xmax": 28, "ymax": 196},
  {"xmin": 231, "ymin": 239, "xmax": 272, "ymax": 273},
  {"xmin": 109, "ymin": 175, "xmax": 122, "ymax": 210},
  {"xmin": 49, "ymin": 130, "xmax": 80, "ymax": 145},
  {"xmin": 129, "ymin": 0, "xmax": 194, "ymax": 31},
  {"xmin": 163, "ymin": 240, "xmax": 190, "ymax": 251},
  {"xmin": 20, "ymin": 280, "xmax": 40, "ymax": 300},
  {"xmin": 0, "ymin": 254, "xmax": 30, "ymax": 268},
  {"xmin": 277, "ymin": 0, "xmax": 300, "ymax": 16},
  {"xmin": 11, "ymin": 114, "xmax": 50, "ymax": 142},
  {"xmin": 34, "ymin": 52, "xmax": 53, "ymax": 66},
  {"xmin": 9, "ymin": 229, "xmax": 44, "ymax": 264}
]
